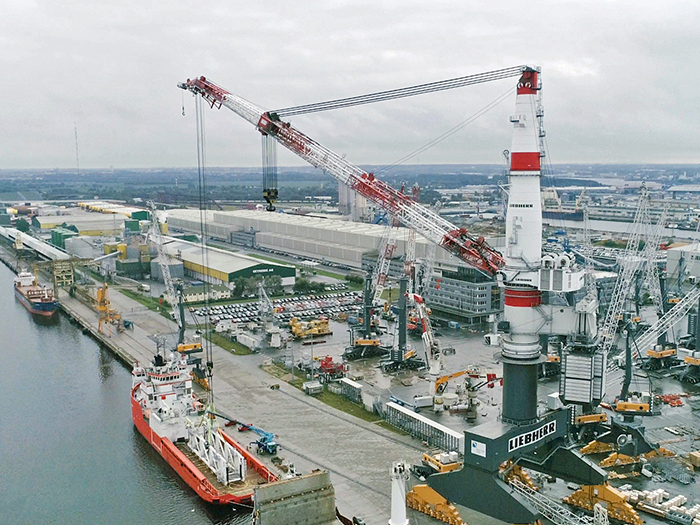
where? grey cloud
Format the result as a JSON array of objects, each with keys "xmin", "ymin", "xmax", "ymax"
[{"xmin": 0, "ymin": 0, "xmax": 697, "ymax": 169}]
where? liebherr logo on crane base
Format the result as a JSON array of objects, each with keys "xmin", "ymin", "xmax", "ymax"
[{"xmin": 508, "ymin": 421, "xmax": 556, "ymax": 452}]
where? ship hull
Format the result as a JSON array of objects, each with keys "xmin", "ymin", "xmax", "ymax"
[
  {"xmin": 130, "ymin": 386, "xmax": 274, "ymax": 505},
  {"xmin": 14, "ymin": 287, "xmax": 59, "ymax": 317}
]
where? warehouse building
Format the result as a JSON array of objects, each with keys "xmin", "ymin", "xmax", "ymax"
[
  {"xmin": 167, "ymin": 209, "xmax": 505, "ymax": 271},
  {"xmin": 33, "ymin": 212, "xmax": 125, "ymax": 236},
  {"xmin": 160, "ymin": 237, "xmax": 296, "ymax": 290},
  {"xmin": 77, "ymin": 201, "xmax": 150, "ymax": 220}
]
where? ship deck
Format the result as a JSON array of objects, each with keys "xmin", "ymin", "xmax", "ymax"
[{"xmin": 175, "ymin": 442, "xmax": 268, "ymax": 496}]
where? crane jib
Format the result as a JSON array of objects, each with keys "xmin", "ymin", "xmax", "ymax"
[{"xmin": 180, "ymin": 75, "xmax": 507, "ymax": 277}]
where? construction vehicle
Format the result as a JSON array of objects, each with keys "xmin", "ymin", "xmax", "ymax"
[
  {"xmin": 434, "ymin": 368, "xmax": 482, "ymax": 394},
  {"xmin": 258, "ymin": 280, "xmax": 282, "ymax": 348},
  {"xmin": 343, "ymin": 275, "xmax": 390, "ymax": 360},
  {"xmin": 643, "ymin": 345, "xmax": 678, "ymax": 370},
  {"xmin": 380, "ymin": 347, "xmax": 426, "ymax": 373},
  {"xmin": 316, "ymin": 355, "xmax": 347, "ymax": 381},
  {"xmin": 289, "ymin": 316, "xmax": 332, "ymax": 339},
  {"xmin": 408, "ymin": 292, "xmax": 443, "ymax": 374},
  {"xmin": 613, "ymin": 324, "xmax": 658, "ymax": 417},
  {"xmin": 239, "ymin": 425, "xmax": 279, "ymax": 455}
]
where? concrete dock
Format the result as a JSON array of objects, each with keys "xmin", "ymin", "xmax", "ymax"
[{"xmin": 56, "ymin": 285, "xmax": 430, "ymax": 524}]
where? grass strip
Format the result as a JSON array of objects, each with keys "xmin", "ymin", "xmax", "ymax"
[
  {"xmin": 204, "ymin": 332, "xmax": 253, "ymax": 356},
  {"xmin": 260, "ymin": 362, "xmax": 381, "ymax": 423}
]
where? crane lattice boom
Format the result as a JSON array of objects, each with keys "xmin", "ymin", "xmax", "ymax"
[
  {"xmin": 599, "ymin": 188, "xmax": 650, "ymax": 357},
  {"xmin": 148, "ymin": 201, "xmax": 181, "ymax": 330},
  {"xmin": 632, "ymin": 285, "xmax": 700, "ymax": 358},
  {"xmin": 179, "ymin": 77, "xmax": 505, "ymax": 276}
]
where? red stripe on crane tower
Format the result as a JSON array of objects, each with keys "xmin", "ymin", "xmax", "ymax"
[
  {"xmin": 504, "ymin": 288, "xmax": 541, "ymax": 307},
  {"xmin": 510, "ymin": 152, "xmax": 541, "ymax": 171}
]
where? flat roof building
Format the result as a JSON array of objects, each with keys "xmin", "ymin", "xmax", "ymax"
[
  {"xmin": 160, "ymin": 237, "xmax": 296, "ymax": 289},
  {"xmin": 167, "ymin": 208, "xmax": 505, "ymax": 271}
]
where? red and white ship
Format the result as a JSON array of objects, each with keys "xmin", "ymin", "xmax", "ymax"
[{"xmin": 131, "ymin": 352, "xmax": 277, "ymax": 505}]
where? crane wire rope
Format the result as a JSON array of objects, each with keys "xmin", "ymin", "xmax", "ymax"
[
  {"xmin": 195, "ymin": 95, "xmax": 215, "ymax": 401},
  {"xmin": 375, "ymin": 86, "xmax": 515, "ymax": 176},
  {"xmin": 269, "ymin": 66, "xmax": 525, "ymax": 118}
]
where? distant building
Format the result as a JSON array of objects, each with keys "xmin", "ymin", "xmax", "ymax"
[
  {"xmin": 667, "ymin": 244, "xmax": 700, "ymax": 282},
  {"xmin": 182, "ymin": 284, "xmax": 232, "ymax": 304},
  {"xmin": 338, "ymin": 185, "xmax": 368, "ymax": 222},
  {"xmin": 159, "ymin": 237, "xmax": 295, "ymax": 290},
  {"xmin": 167, "ymin": 208, "xmax": 505, "ymax": 272},
  {"xmin": 425, "ymin": 266, "xmax": 501, "ymax": 325}
]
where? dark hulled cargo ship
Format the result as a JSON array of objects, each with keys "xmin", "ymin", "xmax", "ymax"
[{"xmin": 14, "ymin": 271, "xmax": 59, "ymax": 317}]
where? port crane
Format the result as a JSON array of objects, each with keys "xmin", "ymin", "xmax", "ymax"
[
  {"xmin": 147, "ymin": 201, "xmax": 182, "ymax": 339},
  {"xmin": 178, "ymin": 68, "xmax": 528, "ymax": 276},
  {"xmin": 148, "ymin": 201, "xmax": 209, "ymax": 387},
  {"xmin": 183, "ymin": 67, "xmax": 612, "ymax": 525},
  {"xmin": 407, "ymin": 292, "xmax": 443, "ymax": 374}
]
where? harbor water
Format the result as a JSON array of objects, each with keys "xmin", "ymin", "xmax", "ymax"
[{"xmin": 0, "ymin": 263, "xmax": 250, "ymax": 525}]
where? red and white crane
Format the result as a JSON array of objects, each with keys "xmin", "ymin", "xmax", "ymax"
[
  {"xmin": 178, "ymin": 72, "xmax": 515, "ymax": 276},
  {"xmin": 408, "ymin": 292, "xmax": 443, "ymax": 375}
]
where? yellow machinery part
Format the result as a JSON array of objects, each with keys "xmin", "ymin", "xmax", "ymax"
[
  {"xmin": 685, "ymin": 356, "xmax": 700, "ymax": 366},
  {"xmin": 500, "ymin": 460, "xmax": 539, "ymax": 491},
  {"xmin": 642, "ymin": 447, "xmax": 674, "ymax": 459},
  {"xmin": 422, "ymin": 452, "xmax": 462, "ymax": 473},
  {"xmin": 580, "ymin": 440, "xmax": 615, "ymax": 455},
  {"xmin": 614, "ymin": 401, "xmax": 650, "ymax": 413},
  {"xmin": 564, "ymin": 483, "xmax": 642, "ymax": 525},
  {"xmin": 178, "ymin": 342, "xmax": 203, "ymax": 353},
  {"xmin": 191, "ymin": 373, "xmax": 210, "ymax": 391},
  {"xmin": 646, "ymin": 348, "xmax": 676, "ymax": 359},
  {"xmin": 406, "ymin": 485, "xmax": 464, "ymax": 525},
  {"xmin": 575, "ymin": 413, "xmax": 608, "ymax": 425},
  {"xmin": 599, "ymin": 452, "xmax": 637, "ymax": 468}
]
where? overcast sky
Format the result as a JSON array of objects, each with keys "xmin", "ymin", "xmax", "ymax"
[{"xmin": 1, "ymin": 0, "xmax": 698, "ymax": 169}]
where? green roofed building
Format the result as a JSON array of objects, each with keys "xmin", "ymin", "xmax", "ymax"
[{"xmin": 160, "ymin": 237, "xmax": 295, "ymax": 289}]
